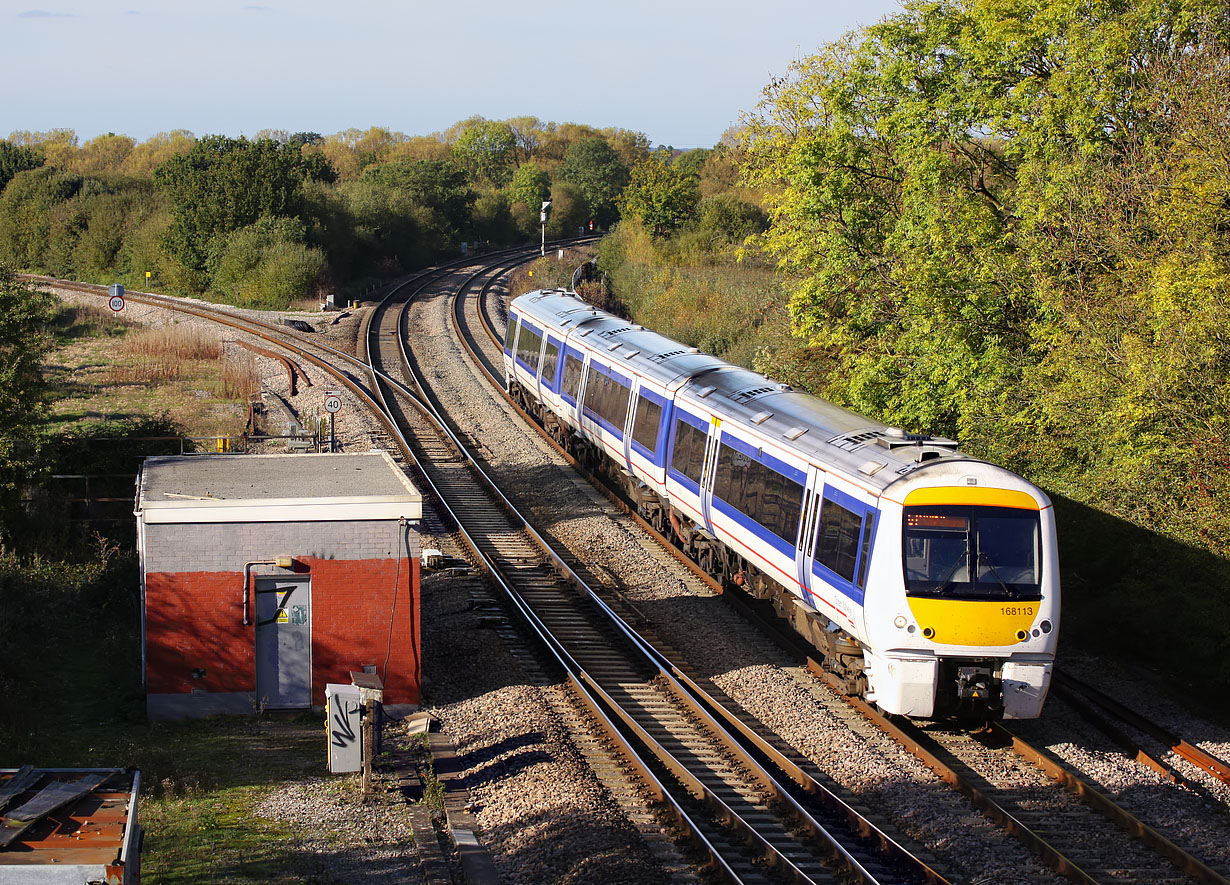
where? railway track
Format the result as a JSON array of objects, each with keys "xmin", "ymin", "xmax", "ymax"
[
  {"xmin": 34, "ymin": 263, "xmax": 1230, "ymax": 883},
  {"xmin": 372, "ymin": 260, "xmax": 948, "ymax": 882},
  {"xmin": 453, "ymin": 276, "xmax": 1230, "ymax": 885}
]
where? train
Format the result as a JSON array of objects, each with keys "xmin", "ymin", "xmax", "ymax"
[{"xmin": 502, "ymin": 289, "xmax": 1058, "ymax": 719}]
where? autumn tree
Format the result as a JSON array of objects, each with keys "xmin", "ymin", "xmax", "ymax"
[
  {"xmin": 742, "ymin": 0, "xmax": 1230, "ymax": 553},
  {"xmin": 509, "ymin": 161, "xmax": 551, "ymax": 209}
]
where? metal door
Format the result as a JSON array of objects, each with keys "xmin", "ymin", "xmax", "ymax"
[{"xmin": 255, "ymin": 576, "xmax": 311, "ymax": 708}]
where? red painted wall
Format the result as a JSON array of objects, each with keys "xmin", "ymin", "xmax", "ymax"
[{"xmin": 145, "ymin": 555, "xmax": 421, "ymax": 706}]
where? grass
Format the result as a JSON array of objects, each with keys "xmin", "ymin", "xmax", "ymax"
[
  {"xmin": 43, "ymin": 306, "xmax": 252, "ymax": 440},
  {"xmin": 0, "ymin": 551, "xmax": 354, "ymax": 884},
  {"xmin": 4, "ymin": 303, "xmax": 367, "ymax": 881}
]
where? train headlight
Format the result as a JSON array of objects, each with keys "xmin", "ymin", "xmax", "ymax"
[
  {"xmin": 894, "ymin": 615, "xmax": 907, "ymax": 629},
  {"xmin": 922, "ymin": 626, "xmax": 935, "ymax": 639},
  {"xmin": 1039, "ymin": 619, "xmax": 1052, "ymax": 634},
  {"xmin": 1015, "ymin": 629, "xmax": 1028, "ymax": 641}
]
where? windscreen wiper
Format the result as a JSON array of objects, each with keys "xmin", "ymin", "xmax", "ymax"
[{"xmin": 977, "ymin": 552, "xmax": 1017, "ymax": 598}]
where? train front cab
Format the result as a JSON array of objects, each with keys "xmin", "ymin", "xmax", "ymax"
[{"xmin": 864, "ymin": 482, "xmax": 1059, "ymax": 719}]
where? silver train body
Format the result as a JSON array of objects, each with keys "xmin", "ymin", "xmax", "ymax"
[{"xmin": 503, "ymin": 289, "xmax": 1059, "ymax": 718}]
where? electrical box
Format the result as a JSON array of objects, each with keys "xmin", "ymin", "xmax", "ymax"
[{"xmin": 325, "ymin": 683, "xmax": 362, "ymax": 773}]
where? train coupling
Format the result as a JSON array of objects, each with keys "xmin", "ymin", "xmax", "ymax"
[{"xmin": 956, "ymin": 666, "xmax": 995, "ymax": 704}]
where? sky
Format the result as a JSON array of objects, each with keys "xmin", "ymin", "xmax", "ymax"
[{"xmin": 3, "ymin": 0, "xmax": 902, "ymax": 150}]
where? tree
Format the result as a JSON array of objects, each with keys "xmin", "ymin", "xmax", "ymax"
[
  {"xmin": 70, "ymin": 134, "xmax": 135, "ymax": 174},
  {"xmin": 556, "ymin": 137, "xmax": 630, "ymax": 227},
  {"xmin": 741, "ymin": 0, "xmax": 1230, "ymax": 551},
  {"xmin": 362, "ymin": 158, "xmax": 476, "ymax": 249},
  {"xmin": 0, "ymin": 141, "xmax": 43, "ymax": 193},
  {"xmin": 119, "ymin": 130, "xmax": 196, "ymax": 176},
  {"xmin": 153, "ymin": 135, "xmax": 335, "ymax": 272},
  {"xmin": 619, "ymin": 153, "xmax": 699, "ymax": 236},
  {"xmin": 451, "ymin": 119, "xmax": 517, "ymax": 187},
  {"xmin": 207, "ymin": 216, "xmax": 326, "ymax": 308},
  {"xmin": 509, "ymin": 161, "xmax": 551, "ymax": 209},
  {"xmin": 0, "ymin": 266, "xmax": 56, "ymax": 543}
]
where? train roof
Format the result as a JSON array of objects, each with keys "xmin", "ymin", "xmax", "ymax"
[
  {"xmin": 511, "ymin": 289, "xmax": 1008, "ymax": 495},
  {"xmin": 516, "ymin": 289, "xmax": 730, "ymax": 388}
]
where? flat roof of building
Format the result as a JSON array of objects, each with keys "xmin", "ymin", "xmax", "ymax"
[{"xmin": 136, "ymin": 452, "xmax": 422, "ymax": 524}]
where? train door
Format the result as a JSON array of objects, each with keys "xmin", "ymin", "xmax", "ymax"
[
  {"xmin": 698, "ymin": 415, "xmax": 722, "ymax": 533},
  {"xmin": 796, "ymin": 465, "xmax": 825, "ymax": 599}
]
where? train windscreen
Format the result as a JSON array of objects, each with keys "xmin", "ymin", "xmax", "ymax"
[{"xmin": 902, "ymin": 505, "xmax": 1042, "ymax": 600}]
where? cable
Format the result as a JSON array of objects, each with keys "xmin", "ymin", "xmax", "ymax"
[{"xmin": 382, "ymin": 517, "xmax": 405, "ymax": 683}]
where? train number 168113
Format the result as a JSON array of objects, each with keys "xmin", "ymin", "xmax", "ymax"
[{"xmin": 1002, "ymin": 605, "xmax": 1036, "ymax": 617}]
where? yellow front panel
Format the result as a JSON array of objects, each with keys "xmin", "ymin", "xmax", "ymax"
[
  {"xmin": 903, "ymin": 487, "xmax": 1039, "ymax": 510},
  {"xmin": 906, "ymin": 597, "xmax": 1040, "ymax": 646}
]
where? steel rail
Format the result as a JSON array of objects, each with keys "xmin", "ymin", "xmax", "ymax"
[
  {"xmin": 390, "ymin": 263, "xmax": 853, "ymax": 883},
  {"xmin": 466, "ymin": 277, "xmax": 1230, "ymax": 885},
  {"xmin": 440, "ymin": 271, "xmax": 950, "ymax": 884},
  {"xmin": 991, "ymin": 721, "xmax": 1230, "ymax": 885},
  {"xmin": 357, "ymin": 259, "xmax": 749, "ymax": 882},
  {"xmin": 1052, "ymin": 670, "xmax": 1230, "ymax": 788},
  {"xmin": 48, "ymin": 257, "xmax": 746, "ymax": 882}
]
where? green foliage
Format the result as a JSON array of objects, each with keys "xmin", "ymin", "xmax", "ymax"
[
  {"xmin": 509, "ymin": 161, "xmax": 551, "ymax": 209},
  {"xmin": 207, "ymin": 217, "xmax": 325, "ymax": 308},
  {"xmin": 596, "ymin": 220, "xmax": 786, "ymax": 367},
  {"xmin": 696, "ymin": 194, "xmax": 767, "ymax": 244},
  {"xmin": 154, "ymin": 135, "xmax": 335, "ymax": 272},
  {"xmin": 0, "ymin": 140, "xmax": 43, "ymax": 191},
  {"xmin": 362, "ymin": 158, "xmax": 477, "ymax": 249},
  {"xmin": 557, "ymin": 137, "xmax": 630, "ymax": 226},
  {"xmin": 471, "ymin": 190, "xmax": 517, "ymax": 244},
  {"xmin": 545, "ymin": 181, "xmax": 589, "ymax": 238},
  {"xmin": 619, "ymin": 152, "xmax": 700, "ymax": 236},
  {"xmin": 0, "ymin": 267, "xmax": 57, "ymax": 546},
  {"xmin": 451, "ymin": 119, "xmax": 517, "ymax": 187}
]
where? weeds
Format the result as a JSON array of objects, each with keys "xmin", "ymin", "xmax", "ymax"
[{"xmin": 219, "ymin": 351, "xmax": 262, "ymax": 400}]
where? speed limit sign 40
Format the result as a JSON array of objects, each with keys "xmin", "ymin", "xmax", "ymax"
[{"xmin": 324, "ymin": 394, "xmax": 342, "ymax": 413}]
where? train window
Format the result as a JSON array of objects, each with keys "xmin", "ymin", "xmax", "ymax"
[
  {"xmin": 815, "ymin": 497, "xmax": 862, "ymax": 583},
  {"xmin": 562, "ymin": 353, "xmax": 584, "ymax": 402},
  {"xmin": 632, "ymin": 393, "xmax": 662, "ymax": 453},
  {"xmin": 541, "ymin": 340, "xmax": 561, "ymax": 390},
  {"xmin": 671, "ymin": 417, "xmax": 707, "ymax": 485},
  {"xmin": 584, "ymin": 364, "xmax": 630, "ymax": 433},
  {"xmin": 516, "ymin": 325, "xmax": 544, "ymax": 374},
  {"xmin": 713, "ymin": 442, "xmax": 804, "ymax": 544},
  {"xmin": 902, "ymin": 505, "xmax": 1041, "ymax": 600},
  {"xmin": 504, "ymin": 318, "xmax": 517, "ymax": 352}
]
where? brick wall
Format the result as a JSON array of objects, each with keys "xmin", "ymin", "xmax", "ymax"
[
  {"xmin": 143, "ymin": 519, "xmax": 421, "ymax": 574},
  {"xmin": 145, "ymin": 546, "xmax": 421, "ymax": 708}
]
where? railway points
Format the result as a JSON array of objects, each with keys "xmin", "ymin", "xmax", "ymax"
[{"xmin": 27, "ymin": 257, "xmax": 1230, "ymax": 884}]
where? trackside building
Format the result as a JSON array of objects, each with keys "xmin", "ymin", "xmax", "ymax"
[{"xmin": 135, "ymin": 452, "xmax": 423, "ymax": 720}]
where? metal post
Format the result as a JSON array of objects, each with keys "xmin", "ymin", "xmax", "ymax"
[
  {"xmin": 330, "ymin": 411, "xmax": 336, "ymax": 453},
  {"xmin": 362, "ymin": 698, "xmax": 375, "ymax": 799}
]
